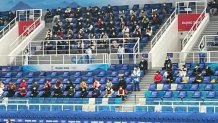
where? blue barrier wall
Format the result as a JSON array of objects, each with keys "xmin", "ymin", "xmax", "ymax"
[{"xmin": 0, "ymin": 111, "xmax": 218, "ymax": 123}]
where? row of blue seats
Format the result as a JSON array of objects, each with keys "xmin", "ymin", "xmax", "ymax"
[
  {"xmin": 145, "ymin": 90, "xmax": 217, "ymax": 99},
  {"xmin": 149, "ymin": 83, "xmax": 218, "ymax": 91},
  {"xmin": 0, "ymin": 76, "xmax": 135, "ymax": 84},
  {"xmin": 0, "ymin": 70, "xmax": 133, "ymax": 78},
  {"xmin": 0, "ymin": 64, "xmax": 137, "ymax": 71},
  {"xmin": 1, "ymin": 97, "xmax": 122, "ymax": 104}
]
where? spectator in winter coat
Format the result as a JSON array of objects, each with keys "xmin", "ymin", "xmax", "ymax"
[
  {"xmin": 19, "ymin": 79, "xmax": 27, "ymax": 91},
  {"xmin": 139, "ymin": 59, "xmax": 148, "ymax": 72},
  {"xmin": 7, "ymin": 82, "xmax": 16, "ymax": 97},
  {"xmin": 154, "ymin": 71, "xmax": 162, "ymax": 84}
]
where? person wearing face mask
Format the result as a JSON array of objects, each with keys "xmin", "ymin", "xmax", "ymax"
[
  {"xmin": 117, "ymin": 76, "xmax": 127, "ymax": 91},
  {"xmin": 193, "ymin": 64, "xmax": 202, "ymax": 76},
  {"xmin": 139, "ymin": 59, "xmax": 148, "ymax": 73},
  {"xmin": 80, "ymin": 87, "xmax": 88, "ymax": 98},
  {"xmin": 66, "ymin": 86, "xmax": 75, "ymax": 97},
  {"xmin": 198, "ymin": 43, "xmax": 206, "ymax": 63},
  {"xmin": 104, "ymin": 79, "xmax": 114, "ymax": 97},
  {"xmin": 132, "ymin": 67, "xmax": 141, "ymax": 91},
  {"xmin": 30, "ymin": 87, "xmax": 38, "ymax": 97},
  {"xmin": 65, "ymin": 79, "xmax": 74, "ymax": 91},
  {"xmin": 117, "ymin": 45, "xmax": 125, "ymax": 64}
]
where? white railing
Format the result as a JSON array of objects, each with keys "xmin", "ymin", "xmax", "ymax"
[
  {"xmin": 182, "ymin": 8, "xmax": 206, "ymax": 48},
  {"xmin": 151, "ymin": 9, "xmax": 176, "ymax": 48},
  {"xmin": 198, "ymin": 35, "xmax": 218, "ymax": 51},
  {"xmin": 9, "ymin": 17, "xmax": 41, "ymax": 52},
  {"xmin": 4, "ymin": 52, "xmax": 149, "ymax": 65},
  {"xmin": 166, "ymin": 51, "xmax": 218, "ymax": 63},
  {"xmin": 1, "ymin": 100, "xmax": 218, "ymax": 113},
  {"xmin": 24, "ymin": 37, "xmax": 140, "ymax": 56},
  {"xmin": 109, "ymin": 53, "xmax": 150, "ymax": 64},
  {"xmin": 0, "ymin": 17, "xmax": 17, "ymax": 38}
]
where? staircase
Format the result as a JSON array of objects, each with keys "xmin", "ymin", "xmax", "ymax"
[
  {"xmin": 121, "ymin": 69, "xmax": 160, "ymax": 111},
  {"xmin": 185, "ymin": 16, "xmax": 218, "ymax": 63}
]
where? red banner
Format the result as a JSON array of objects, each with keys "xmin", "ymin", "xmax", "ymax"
[
  {"xmin": 178, "ymin": 14, "xmax": 201, "ymax": 31},
  {"xmin": 18, "ymin": 20, "xmax": 40, "ymax": 35}
]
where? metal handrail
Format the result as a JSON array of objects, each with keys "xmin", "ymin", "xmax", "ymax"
[
  {"xmin": 9, "ymin": 17, "xmax": 41, "ymax": 52},
  {"xmin": 0, "ymin": 17, "xmax": 17, "ymax": 38},
  {"xmin": 182, "ymin": 8, "xmax": 206, "ymax": 48},
  {"xmin": 150, "ymin": 9, "xmax": 176, "ymax": 49}
]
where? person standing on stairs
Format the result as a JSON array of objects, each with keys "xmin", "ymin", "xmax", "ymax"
[
  {"xmin": 117, "ymin": 45, "xmax": 125, "ymax": 64},
  {"xmin": 131, "ymin": 67, "xmax": 141, "ymax": 91},
  {"xmin": 198, "ymin": 43, "xmax": 206, "ymax": 63}
]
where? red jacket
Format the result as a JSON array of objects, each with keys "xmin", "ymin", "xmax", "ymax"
[
  {"xmin": 154, "ymin": 74, "xmax": 162, "ymax": 83},
  {"xmin": 19, "ymin": 81, "xmax": 27, "ymax": 88}
]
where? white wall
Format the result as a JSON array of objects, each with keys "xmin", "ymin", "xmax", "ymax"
[
  {"xmin": 149, "ymin": 16, "xmax": 179, "ymax": 68},
  {"xmin": 181, "ymin": 13, "xmax": 209, "ymax": 52},
  {"xmin": 0, "ymin": 24, "xmax": 19, "ymax": 65},
  {"xmin": 9, "ymin": 21, "xmax": 45, "ymax": 57}
]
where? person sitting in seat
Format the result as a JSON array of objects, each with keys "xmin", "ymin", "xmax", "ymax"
[
  {"xmin": 19, "ymin": 79, "xmax": 27, "ymax": 91},
  {"xmin": 179, "ymin": 65, "xmax": 187, "ymax": 77},
  {"xmin": 154, "ymin": 71, "xmax": 162, "ymax": 84},
  {"xmin": 53, "ymin": 80, "xmax": 63, "ymax": 97},
  {"xmin": 117, "ymin": 86, "xmax": 126, "ymax": 101},
  {"xmin": 41, "ymin": 80, "xmax": 52, "ymax": 97},
  {"xmin": 166, "ymin": 71, "xmax": 174, "ymax": 83},
  {"xmin": 80, "ymin": 80, "xmax": 87, "ymax": 90},
  {"xmin": 30, "ymin": 87, "xmax": 38, "ymax": 97},
  {"xmin": 65, "ymin": 79, "xmax": 74, "ymax": 91},
  {"xmin": 7, "ymin": 82, "xmax": 16, "ymax": 97},
  {"xmin": 17, "ymin": 87, "xmax": 27, "ymax": 97},
  {"xmin": 205, "ymin": 66, "xmax": 214, "ymax": 76},
  {"xmin": 193, "ymin": 64, "xmax": 202, "ymax": 76},
  {"xmin": 93, "ymin": 79, "xmax": 101, "ymax": 89},
  {"xmin": 80, "ymin": 87, "xmax": 88, "ymax": 98},
  {"xmin": 66, "ymin": 86, "xmax": 76, "ymax": 97},
  {"xmin": 194, "ymin": 73, "xmax": 203, "ymax": 84},
  {"xmin": 92, "ymin": 87, "xmax": 101, "ymax": 98},
  {"xmin": 117, "ymin": 76, "xmax": 127, "ymax": 91},
  {"xmin": 104, "ymin": 80, "xmax": 114, "ymax": 98},
  {"xmin": 31, "ymin": 81, "xmax": 39, "ymax": 90}
]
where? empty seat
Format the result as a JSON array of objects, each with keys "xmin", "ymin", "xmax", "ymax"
[
  {"xmin": 192, "ymin": 91, "xmax": 201, "ymax": 98},
  {"xmin": 148, "ymin": 84, "xmax": 156, "ymax": 91},
  {"xmin": 163, "ymin": 91, "xmax": 172, "ymax": 98}
]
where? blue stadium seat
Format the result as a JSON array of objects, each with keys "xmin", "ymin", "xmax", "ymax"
[
  {"xmin": 149, "ymin": 91, "xmax": 158, "ymax": 98},
  {"xmin": 175, "ymin": 77, "xmax": 182, "ymax": 83},
  {"xmin": 148, "ymin": 84, "xmax": 156, "ymax": 91},
  {"xmin": 162, "ymin": 84, "xmax": 171, "ymax": 91},
  {"xmin": 163, "ymin": 91, "xmax": 172, "ymax": 98},
  {"xmin": 206, "ymin": 91, "xmax": 216, "ymax": 98},
  {"xmin": 205, "ymin": 84, "xmax": 213, "ymax": 91},
  {"xmin": 176, "ymin": 84, "xmax": 185, "ymax": 91},
  {"xmin": 192, "ymin": 91, "xmax": 201, "ymax": 98},
  {"xmin": 190, "ymin": 84, "xmax": 199, "ymax": 91},
  {"xmin": 178, "ymin": 91, "xmax": 186, "ymax": 98},
  {"xmin": 203, "ymin": 76, "xmax": 211, "ymax": 83}
]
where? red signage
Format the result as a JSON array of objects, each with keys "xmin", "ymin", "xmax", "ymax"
[
  {"xmin": 18, "ymin": 20, "xmax": 40, "ymax": 35},
  {"xmin": 178, "ymin": 14, "xmax": 203, "ymax": 31}
]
